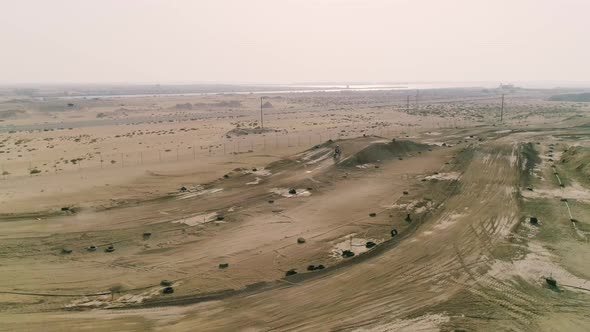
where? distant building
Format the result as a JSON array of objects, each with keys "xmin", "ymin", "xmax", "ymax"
[{"xmin": 499, "ymin": 83, "xmax": 515, "ymax": 90}]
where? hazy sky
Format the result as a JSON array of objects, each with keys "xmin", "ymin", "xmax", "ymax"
[{"xmin": 1, "ymin": 0, "xmax": 589, "ymax": 84}]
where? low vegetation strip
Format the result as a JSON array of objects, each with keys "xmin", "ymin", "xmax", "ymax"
[{"xmin": 549, "ymin": 93, "xmax": 590, "ymax": 102}]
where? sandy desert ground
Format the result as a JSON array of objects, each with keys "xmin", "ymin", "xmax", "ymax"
[{"xmin": 1, "ymin": 86, "xmax": 590, "ymax": 331}]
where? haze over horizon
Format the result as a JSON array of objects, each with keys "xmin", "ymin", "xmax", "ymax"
[{"xmin": 1, "ymin": 0, "xmax": 589, "ymax": 85}]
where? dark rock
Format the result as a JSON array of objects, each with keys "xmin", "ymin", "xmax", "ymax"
[
  {"xmin": 105, "ymin": 245, "xmax": 115, "ymax": 253},
  {"xmin": 342, "ymin": 250, "xmax": 355, "ymax": 258},
  {"xmin": 160, "ymin": 280, "xmax": 173, "ymax": 286},
  {"xmin": 297, "ymin": 237, "xmax": 306, "ymax": 244},
  {"xmin": 529, "ymin": 217, "xmax": 539, "ymax": 225},
  {"xmin": 288, "ymin": 188, "xmax": 297, "ymax": 195},
  {"xmin": 61, "ymin": 248, "xmax": 73, "ymax": 254},
  {"xmin": 545, "ymin": 277, "xmax": 557, "ymax": 287},
  {"xmin": 162, "ymin": 286, "xmax": 174, "ymax": 294},
  {"xmin": 391, "ymin": 229, "xmax": 398, "ymax": 237},
  {"xmin": 365, "ymin": 241, "xmax": 377, "ymax": 249},
  {"xmin": 219, "ymin": 263, "xmax": 229, "ymax": 269},
  {"xmin": 285, "ymin": 269, "xmax": 298, "ymax": 276}
]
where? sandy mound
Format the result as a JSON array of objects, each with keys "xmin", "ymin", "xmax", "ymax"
[
  {"xmin": 298, "ymin": 146, "xmax": 333, "ymax": 165},
  {"xmin": 338, "ymin": 139, "xmax": 431, "ymax": 167}
]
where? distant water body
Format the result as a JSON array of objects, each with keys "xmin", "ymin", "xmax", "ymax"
[{"xmin": 57, "ymin": 82, "xmax": 494, "ymax": 100}]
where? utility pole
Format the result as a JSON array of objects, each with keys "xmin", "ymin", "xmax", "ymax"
[
  {"xmin": 260, "ymin": 97, "xmax": 264, "ymax": 129},
  {"xmin": 500, "ymin": 94, "xmax": 505, "ymax": 124}
]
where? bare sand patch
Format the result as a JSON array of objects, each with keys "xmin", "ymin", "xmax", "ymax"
[
  {"xmin": 330, "ymin": 233, "xmax": 377, "ymax": 258},
  {"xmin": 353, "ymin": 313, "xmax": 450, "ymax": 332},
  {"xmin": 270, "ymin": 188, "xmax": 311, "ymax": 198},
  {"xmin": 522, "ymin": 181, "xmax": 590, "ymax": 202},
  {"xmin": 423, "ymin": 172, "xmax": 461, "ymax": 181},
  {"xmin": 488, "ymin": 241, "xmax": 590, "ymax": 293},
  {"xmin": 172, "ymin": 212, "xmax": 217, "ymax": 226},
  {"xmin": 175, "ymin": 187, "xmax": 223, "ymax": 200}
]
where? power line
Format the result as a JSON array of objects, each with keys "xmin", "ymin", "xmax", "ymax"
[
  {"xmin": 260, "ymin": 97, "xmax": 264, "ymax": 129},
  {"xmin": 500, "ymin": 94, "xmax": 505, "ymax": 123}
]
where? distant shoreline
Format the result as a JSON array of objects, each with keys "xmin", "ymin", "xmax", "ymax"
[
  {"xmin": 56, "ymin": 85, "xmax": 410, "ymax": 100},
  {"xmin": 1, "ymin": 82, "xmax": 500, "ymax": 100}
]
